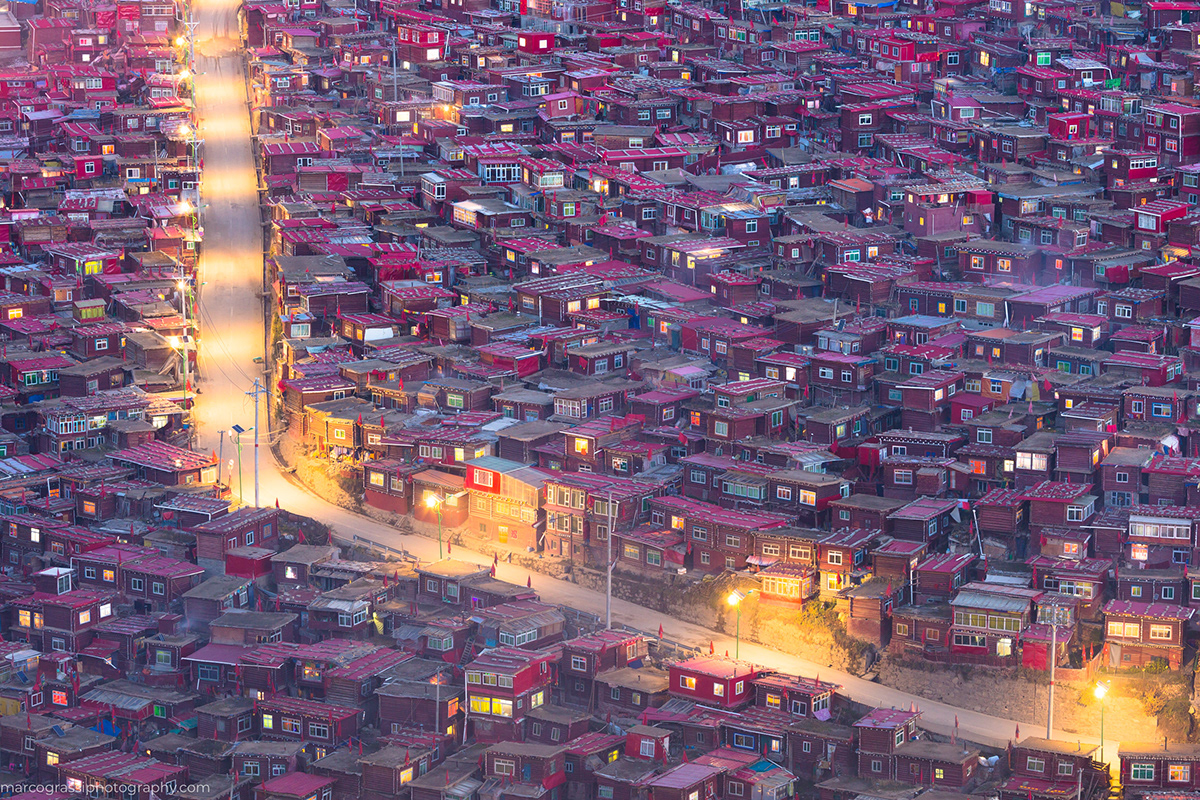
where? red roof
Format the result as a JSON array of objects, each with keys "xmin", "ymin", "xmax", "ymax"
[{"xmin": 108, "ymin": 442, "xmax": 216, "ymax": 472}]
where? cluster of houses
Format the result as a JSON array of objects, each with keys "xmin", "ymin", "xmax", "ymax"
[
  {"xmin": 0, "ymin": 526, "xmax": 1131, "ymax": 800},
  {"xmin": 0, "ymin": 0, "xmax": 201, "ymax": 440},
  {"xmin": 234, "ymin": 0, "xmax": 1200, "ymax": 704},
  {"xmin": 6, "ymin": 0, "xmax": 1200, "ymax": 792}
]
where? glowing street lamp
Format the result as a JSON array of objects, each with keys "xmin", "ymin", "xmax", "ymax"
[
  {"xmin": 426, "ymin": 493, "xmax": 445, "ymax": 560},
  {"xmin": 728, "ymin": 590, "xmax": 754, "ymax": 659},
  {"xmin": 1094, "ymin": 681, "xmax": 1109, "ymax": 767}
]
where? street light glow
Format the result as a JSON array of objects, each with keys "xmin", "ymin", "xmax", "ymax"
[
  {"xmin": 175, "ymin": 36, "xmax": 186, "ymax": 46},
  {"xmin": 425, "ymin": 494, "xmax": 442, "ymax": 509},
  {"xmin": 1094, "ymin": 682, "xmax": 1108, "ymax": 700},
  {"xmin": 178, "ymin": 280, "xmax": 188, "ymax": 291},
  {"xmin": 728, "ymin": 590, "xmax": 745, "ymax": 607}
]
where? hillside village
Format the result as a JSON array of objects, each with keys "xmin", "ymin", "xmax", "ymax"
[{"xmin": 4, "ymin": 0, "xmax": 1200, "ymax": 795}]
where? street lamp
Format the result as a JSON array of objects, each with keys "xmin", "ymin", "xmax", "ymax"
[
  {"xmin": 1094, "ymin": 681, "xmax": 1109, "ymax": 768},
  {"xmin": 232, "ymin": 425, "xmax": 253, "ymax": 503},
  {"xmin": 426, "ymin": 493, "xmax": 445, "ymax": 560},
  {"xmin": 728, "ymin": 590, "xmax": 754, "ymax": 659},
  {"xmin": 177, "ymin": 280, "xmax": 190, "ymax": 428}
]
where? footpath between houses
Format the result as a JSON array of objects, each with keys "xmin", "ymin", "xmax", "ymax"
[{"xmin": 272, "ymin": 438, "xmax": 1182, "ymax": 743}]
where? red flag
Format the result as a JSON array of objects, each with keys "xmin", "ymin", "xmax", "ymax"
[
  {"xmin": 275, "ymin": 498, "xmax": 280, "ymax": 508},
  {"xmin": 678, "ymin": 432, "xmax": 688, "ymax": 445},
  {"xmin": 710, "ymin": 641, "xmax": 714, "ymax": 654},
  {"xmin": 658, "ymin": 624, "xmax": 664, "ymax": 638},
  {"xmin": 357, "ymin": 413, "xmax": 363, "ymax": 425},
  {"xmin": 527, "ymin": 576, "xmax": 532, "ymax": 588}
]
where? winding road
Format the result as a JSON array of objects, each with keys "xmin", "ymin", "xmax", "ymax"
[{"xmin": 185, "ymin": 0, "xmax": 1115, "ymax": 759}]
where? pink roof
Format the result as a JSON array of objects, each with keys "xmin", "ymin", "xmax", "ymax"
[
  {"xmin": 672, "ymin": 657, "xmax": 762, "ymax": 679},
  {"xmin": 652, "ymin": 496, "xmax": 791, "ymax": 530},
  {"xmin": 1104, "ymin": 600, "xmax": 1195, "ymax": 620},
  {"xmin": 262, "ymin": 773, "xmax": 337, "ymax": 796},
  {"xmin": 855, "ymin": 708, "xmax": 919, "ymax": 728},
  {"xmin": 182, "ymin": 643, "xmax": 249, "ymax": 665}
]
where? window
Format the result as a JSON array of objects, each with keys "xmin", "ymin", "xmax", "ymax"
[
  {"xmin": 1132, "ymin": 764, "xmax": 1155, "ymax": 782},
  {"xmin": 1170, "ymin": 766, "xmax": 1190, "ymax": 783},
  {"xmin": 1150, "ymin": 624, "xmax": 1173, "ymax": 640},
  {"xmin": 1027, "ymin": 758, "xmax": 1046, "ymax": 773}
]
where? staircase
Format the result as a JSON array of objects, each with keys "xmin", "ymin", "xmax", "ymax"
[{"xmin": 458, "ymin": 631, "xmax": 478, "ymax": 666}]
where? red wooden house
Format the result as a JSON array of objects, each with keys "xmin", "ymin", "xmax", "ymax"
[{"xmin": 667, "ymin": 657, "xmax": 762, "ymax": 711}]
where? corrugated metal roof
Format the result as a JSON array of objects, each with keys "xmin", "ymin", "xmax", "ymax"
[{"xmin": 952, "ymin": 590, "xmax": 1030, "ymax": 613}]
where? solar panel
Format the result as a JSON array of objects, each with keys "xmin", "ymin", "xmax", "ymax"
[{"xmin": 51, "ymin": 725, "xmax": 66, "ymax": 737}]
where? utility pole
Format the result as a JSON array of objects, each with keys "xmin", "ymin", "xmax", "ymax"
[
  {"xmin": 245, "ymin": 380, "xmax": 268, "ymax": 507},
  {"xmin": 233, "ymin": 427, "xmax": 245, "ymax": 501},
  {"xmin": 391, "ymin": 41, "xmax": 398, "ymax": 108},
  {"xmin": 217, "ymin": 430, "xmax": 226, "ymax": 485},
  {"xmin": 178, "ymin": 279, "xmax": 188, "ymax": 398},
  {"xmin": 178, "ymin": 278, "xmax": 192, "ymax": 448},
  {"xmin": 605, "ymin": 488, "xmax": 614, "ymax": 629},
  {"xmin": 1047, "ymin": 620, "xmax": 1057, "ymax": 739}
]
